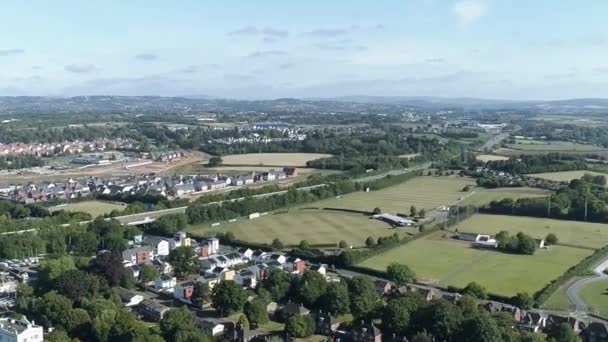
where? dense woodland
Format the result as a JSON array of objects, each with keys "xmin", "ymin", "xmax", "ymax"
[{"xmin": 0, "ymin": 154, "xmax": 44, "ymax": 169}]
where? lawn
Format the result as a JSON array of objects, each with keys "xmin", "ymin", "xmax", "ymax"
[
  {"xmin": 580, "ymin": 279, "xmax": 608, "ymax": 317},
  {"xmin": 475, "ymin": 154, "xmax": 509, "ymax": 162},
  {"xmin": 450, "ymin": 214, "xmax": 608, "ymax": 249},
  {"xmin": 460, "ymin": 187, "xmax": 550, "ymax": 207},
  {"xmin": 542, "ymin": 289, "xmax": 572, "ymax": 311},
  {"xmin": 505, "ymin": 141, "xmax": 606, "ymax": 152},
  {"xmin": 220, "ymin": 153, "xmax": 332, "ymax": 167},
  {"xmin": 49, "ymin": 200, "xmax": 125, "ymax": 217},
  {"xmin": 358, "ymin": 231, "xmax": 592, "ymax": 296},
  {"xmin": 528, "ymin": 170, "xmax": 607, "ymax": 183},
  {"xmin": 315, "ymin": 176, "xmax": 476, "ymax": 214},
  {"xmin": 185, "ymin": 209, "xmax": 412, "ymax": 247}
]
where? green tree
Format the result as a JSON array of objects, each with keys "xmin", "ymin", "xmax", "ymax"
[
  {"xmin": 419, "ymin": 208, "xmax": 426, "ymax": 218},
  {"xmin": 208, "ymin": 156, "xmax": 223, "ymax": 167},
  {"xmin": 550, "ymin": 322, "xmax": 581, "ymax": 342},
  {"xmin": 271, "ymin": 238, "xmax": 284, "ymax": 251},
  {"xmin": 46, "ymin": 330, "xmax": 71, "ymax": 342},
  {"xmin": 92, "ymin": 252, "xmax": 129, "ymax": 286},
  {"xmin": 510, "ymin": 292, "xmax": 533, "ymax": 310},
  {"xmin": 412, "ymin": 299, "xmax": 463, "ymax": 342},
  {"xmin": 347, "ymin": 276, "xmax": 379, "ymax": 319},
  {"xmin": 382, "ymin": 294, "xmax": 423, "ymax": 337},
  {"xmin": 457, "ymin": 312, "xmax": 501, "ymax": 342},
  {"xmin": 38, "ymin": 256, "xmax": 76, "ymax": 289},
  {"xmin": 238, "ymin": 314, "xmax": 250, "ymax": 330},
  {"xmin": 160, "ymin": 307, "xmax": 211, "ymax": 342},
  {"xmin": 284, "ymin": 315, "xmax": 315, "ymax": 338},
  {"xmin": 373, "ymin": 207, "xmax": 382, "ymax": 215},
  {"xmin": 493, "ymin": 312, "xmax": 521, "ymax": 342},
  {"xmin": 463, "ymin": 282, "xmax": 488, "ymax": 299},
  {"xmin": 365, "ymin": 236, "xmax": 375, "ymax": 247},
  {"xmin": 211, "ymin": 281, "xmax": 247, "ymax": 316},
  {"xmin": 260, "ymin": 268, "xmax": 292, "ymax": 301},
  {"xmin": 168, "ymin": 246, "xmax": 198, "ymax": 278},
  {"xmin": 299, "ymin": 240, "xmax": 310, "ymax": 250},
  {"xmin": 56, "ymin": 270, "xmax": 100, "ymax": 303},
  {"xmin": 386, "ymin": 262, "xmax": 416, "ymax": 285},
  {"xmin": 517, "ymin": 232, "xmax": 537, "ymax": 255},
  {"xmin": 140, "ymin": 264, "xmax": 160, "ymax": 283},
  {"xmin": 410, "ymin": 205, "xmax": 418, "ymax": 217},
  {"xmin": 411, "ymin": 332, "xmax": 433, "ymax": 342},
  {"xmin": 33, "ymin": 291, "xmax": 74, "ymax": 329},
  {"xmin": 191, "ymin": 282, "xmax": 211, "ymax": 309},
  {"xmin": 339, "ymin": 240, "xmax": 348, "ymax": 249},
  {"xmin": 243, "ymin": 299, "xmax": 269, "ymax": 328},
  {"xmin": 298, "ymin": 271, "xmax": 328, "ymax": 308},
  {"xmin": 322, "ymin": 282, "xmax": 350, "ymax": 315},
  {"xmin": 545, "ymin": 233, "xmax": 558, "ymax": 245}
]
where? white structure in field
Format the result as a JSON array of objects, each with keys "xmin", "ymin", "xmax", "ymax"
[{"xmin": 0, "ymin": 316, "xmax": 44, "ymax": 342}]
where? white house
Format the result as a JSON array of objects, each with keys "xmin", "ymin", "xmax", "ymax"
[
  {"xmin": 143, "ymin": 236, "xmax": 170, "ymax": 256},
  {"xmin": 118, "ymin": 288, "xmax": 144, "ymax": 307},
  {"xmin": 309, "ymin": 264, "xmax": 327, "ymax": 276},
  {"xmin": 0, "ymin": 316, "xmax": 43, "ymax": 342},
  {"xmin": 199, "ymin": 320, "xmax": 225, "ymax": 336},
  {"xmin": 269, "ymin": 254, "xmax": 286, "ymax": 264},
  {"xmin": 234, "ymin": 270, "xmax": 257, "ymax": 289},
  {"xmin": 154, "ymin": 275, "xmax": 177, "ymax": 292},
  {"xmin": 252, "ymin": 251, "xmax": 269, "ymax": 263},
  {"xmin": 238, "ymin": 247, "xmax": 254, "ymax": 260}
]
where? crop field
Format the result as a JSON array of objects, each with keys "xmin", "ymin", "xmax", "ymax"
[
  {"xmin": 460, "ymin": 187, "xmax": 551, "ymax": 207},
  {"xmin": 185, "ymin": 209, "xmax": 413, "ymax": 247},
  {"xmin": 220, "ymin": 153, "xmax": 332, "ymax": 167},
  {"xmin": 358, "ymin": 231, "xmax": 592, "ymax": 296},
  {"xmin": 451, "ymin": 214, "xmax": 608, "ymax": 250},
  {"xmin": 475, "ymin": 154, "xmax": 509, "ymax": 162},
  {"xmin": 315, "ymin": 176, "xmax": 476, "ymax": 214},
  {"xmin": 528, "ymin": 170, "xmax": 607, "ymax": 183},
  {"xmin": 49, "ymin": 200, "xmax": 124, "ymax": 217}
]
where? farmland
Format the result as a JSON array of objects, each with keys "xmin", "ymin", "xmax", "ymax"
[
  {"xmin": 460, "ymin": 187, "xmax": 550, "ymax": 207},
  {"xmin": 528, "ymin": 170, "xmax": 607, "ymax": 183},
  {"xmin": 475, "ymin": 154, "xmax": 509, "ymax": 162},
  {"xmin": 49, "ymin": 200, "xmax": 125, "ymax": 217},
  {"xmin": 358, "ymin": 231, "xmax": 592, "ymax": 296},
  {"xmin": 495, "ymin": 141, "xmax": 608, "ymax": 157},
  {"xmin": 316, "ymin": 176, "xmax": 476, "ymax": 214},
  {"xmin": 220, "ymin": 153, "xmax": 332, "ymax": 167},
  {"xmin": 185, "ymin": 209, "xmax": 412, "ymax": 247},
  {"xmin": 451, "ymin": 214, "xmax": 608, "ymax": 250}
]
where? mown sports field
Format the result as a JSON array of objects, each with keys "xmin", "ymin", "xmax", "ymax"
[
  {"xmin": 316, "ymin": 176, "xmax": 476, "ymax": 214},
  {"xmin": 185, "ymin": 209, "xmax": 415, "ymax": 247},
  {"xmin": 358, "ymin": 230, "xmax": 592, "ymax": 296},
  {"xmin": 49, "ymin": 200, "xmax": 125, "ymax": 217},
  {"xmin": 450, "ymin": 214, "xmax": 608, "ymax": 249}
]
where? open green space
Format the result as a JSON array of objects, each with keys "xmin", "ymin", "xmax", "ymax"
[
  {"xmin": 506, "ymin": 141, "xmax": 606, "ymax": 152},
  {"xmin": 460, "ymin": 187, "xmax": 550, "ymax": 207},
  {"xmin": 49, "ymin": 200, "xmax": 125, "ymax": 217},
  {"xmin": 316, "ymin": 176, "xmax": 476, "ymax": 214},
  {"xmin": 451, "ymin": 214, "xmax": 608, "ymax": 249},
  {"xmin": 185, "ymin": 209, "xmax": 411, "ymax": 247},
  {"xmin": 358, "ymin": 231, "xmax": 592, "ymax": 296},
  {"xmin": 528, "ymin": 170, "xmax": 607, "ymax": 183},
  {"xmin": 542, "ymin": 288, "xmax": 572, "ymax": 311},
  {"xmin": 580, "ymin": 279, "xmax": 608, "ymax": 317}
]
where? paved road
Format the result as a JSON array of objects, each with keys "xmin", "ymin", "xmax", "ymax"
[
  {"xmin": 355, "ymin": 163, "xmax": 431, "ymax": 183},
  {"xmin": 565, "ymin": 257, "xmax": 608, "ymax": 314}
]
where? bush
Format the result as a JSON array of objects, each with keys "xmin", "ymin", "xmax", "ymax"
[
  {"xmin": 545, "ymin": 233, "xmax": 558, "ymax": 245},
  {"xmin": 339, "ymin": 240, "xmax": 348, "ymax": 249}
]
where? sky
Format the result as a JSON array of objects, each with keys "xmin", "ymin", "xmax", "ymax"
[{"xmin": 1, "ymin": 0, "xmax": 608, "ymax": 100}]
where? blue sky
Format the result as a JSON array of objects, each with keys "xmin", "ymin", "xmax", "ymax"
[{"xmin": 1, "ymin": 0, "xmax": 608, "ymax": 99}]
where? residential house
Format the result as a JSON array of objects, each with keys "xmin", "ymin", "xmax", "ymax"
[
  {"xmin": 118, "ymin": 288, "xmax": 144, "ymax": 307},
  {"xmin": 265, "ymin": 301, "xmax": 279, "ymax": 315},
  {"xmin": 174, "ymin": 281, "xmax": 195, "ymax": 304},
  {"xmin": 199, "ymin": 238, "xmax": 220, "ymax": 257},
  {"xmin": 122, "ymin": 246, "xmax": 154, "ymax": 265},
  {"xmin": 262, "ymin": 171, "xmax": 276, "ymax": 181},
  {"xmin": 353, "ymin": 322, "xmax": 382, "ymax": 342},
  {"xmin": 520, "ymin": 312, "xmax": 548, "ymax": 333},
  {"xmin": 126, "ymin": 265, "xmax": 142, "ymax": 280},
  {"xmin": 309, "ymin": 264, "xmax": 327, "ymax": 276},
  {"xmin": 283, "ymin": 167, "xmax": 298, "ymax": 178},
  {"xmin": 198, "ymin": 319, "xmax": 225, "ymax": 336},
  {"xmin": 172, "ymin": 231, "xmax": 191, "ymax": 249},
  {"xmin": 248, "ymin": 264, "xmax": 270, "ymax": 280},
  {"xmin": 269, "ymin": 254, "xmax": 286, "ymax": 264},
  {"xmin": 238, "ymin": 247, "xmax": 254, "ymax": 260},
  {"xmin": 0, "ymin": 316, "xmax": 43, "ymax": 342},
  {"xmin": 482, "ymin": 302, "xmax": 524, "ymax": 322},
  {"xmin": 252, "ymin": 251, "xmax": 269, "ymax": 263},
  {"xmin": 154, "ymin": 275, "xmax": 177, "ymax": 292},
  {"xmin": 374, "ymin": 280, "xmax": 394, "ymax": 296},
  {"xmin": 281, "ymin": 303, "xmax": 310, "ymax": 320},
  {"xmin": 208, "ymin": 267, "xmax": 236, "ymax": 282},
  {"xmin": 138, "ymin": 300, "xmax": 170, "ymax": 322},
  {"xmin": 545, "ymin": 314, "xmax": 585, "ymax": 335},
  {"xmin": 316, "ymin": 312, "xmax": 340, "ymax": 336},
  {"xmin": 419, "ymin": 288, "xmax": 442, "ymax": 302},
  {"xmin": 285, "ymin": 256, "xmax": 305, "ymax": 274},
  {"xmin": 582, "ymin": 322, "xmax": 608, "ymax": 342},
  {"xmin": 142, "ymin": 236, "xmax": 170, "ymax": 256},
  {"xmin": 197, "ymin": 273, "xmax": 219, "ymax": 289},
  {"xmin": 225, "ymin": 252, "xmax": 245, "ymax": 267},
  {"xmin": 234, "ymin": 270, "xmax": 257, "ymax": 288}
]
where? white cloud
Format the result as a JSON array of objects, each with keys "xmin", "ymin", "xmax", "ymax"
[{"xmin": 452, "ymin": 0, "xmax": 487, "ymax": 25}]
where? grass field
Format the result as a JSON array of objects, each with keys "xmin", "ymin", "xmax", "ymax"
[
  {"xmin": 358, "ymin": 231, "xmax": 592, "ymax": 296},
  {"xmin": 542, "ymin": 286, "xmax": 573, "ymax": 311},
  {"xmin": 315, "ymin": 176, "xmax": 476, "ymax": 214},
  {"xmin": 451, "ymin": 214, "xmax": 608, "ymax": 250},
  {"xmin": 49, "ymin": 200, "xmax": 124, "ymax": 217},
  {"xmin": 185, "ymin": 209, "xmax": 412, "ymax": 247},
  {"xmin": 460, "ymin": 187, "xmax": 551, "ymax": 207},
  {"xmin": 475, "ymin": 154, "xmax": 510, "ymax": 162},
  {"xmin": 506, "ymin": 141, "xmax": 605, "ymax": 152},
  {"xmin": 220, "ymin": 153, "xmax": 332, "ymax": 167},
  {"xmin": 580, "ymin": 279, "xmax": 608, "ymax": 317},
  {"xmin": 528, "ymin": 170, "xmax": 607, "ymax": 182}
]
